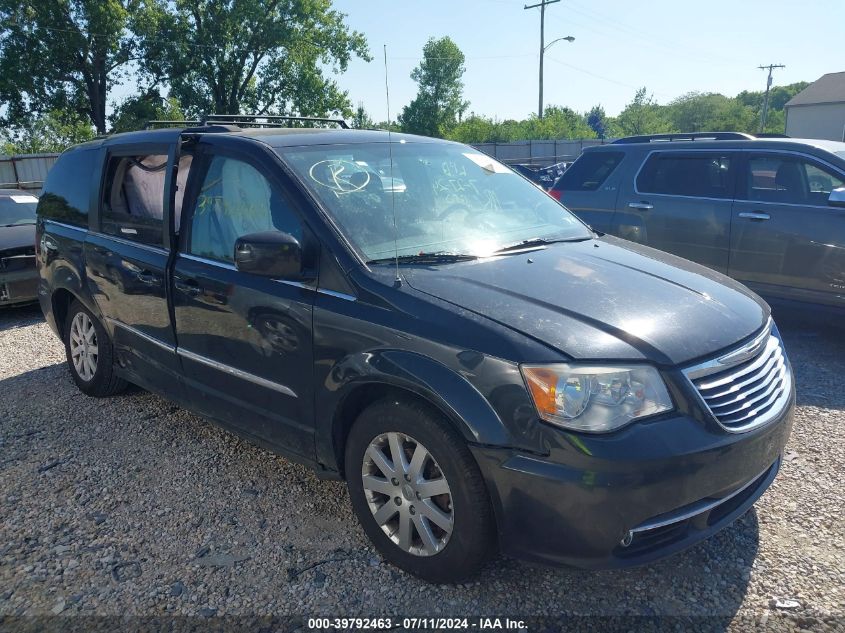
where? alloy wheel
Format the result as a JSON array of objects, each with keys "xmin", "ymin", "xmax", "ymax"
[
  {"xmin": 69, "ymin": 312, "xmax": 98, "ymax": 381},
  {"xmin": 361, "ymin": 432, "xmax": 454, "ymax": 556}
]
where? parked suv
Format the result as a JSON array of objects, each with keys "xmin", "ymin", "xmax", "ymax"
[
  {"xmin": 37, "ymin": 121, "xmax": 794, "ymax": 582},
  {"xmin": 550, "ymin": 132, "xmax": 845, "ymax": 312}
]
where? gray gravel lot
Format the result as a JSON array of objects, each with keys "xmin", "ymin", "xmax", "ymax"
[{"xmin": 0, "ymin": 304, "xmax": 843, "ymax": 630}]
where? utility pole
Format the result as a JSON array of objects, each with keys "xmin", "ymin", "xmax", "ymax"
[
  {"xmin": 758, "ymin": 63, "xmax": 785, "ymax": 133},
  {"xmin": 525, "ymin": 0, "xmax": 560, "ymax": 119}
]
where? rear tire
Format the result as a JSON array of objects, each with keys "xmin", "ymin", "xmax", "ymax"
[
  {"xmin": 63, "ymin": 300, "xmax": 127, "ymax": 397},
  {"xmin": 345, "ymin": 397, "xmax": 496, "ymax": 583}
]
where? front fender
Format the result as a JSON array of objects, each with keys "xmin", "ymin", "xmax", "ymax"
[{"xmin": 315, "ymin": 349, "xmax": 514, "ymax": 472}]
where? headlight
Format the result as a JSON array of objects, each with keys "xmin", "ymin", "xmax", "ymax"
[{"xmin": 520, "ymin": 364, "xmax": 673, "ymax": 433}]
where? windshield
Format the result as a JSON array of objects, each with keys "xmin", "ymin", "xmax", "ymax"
[
  {"xmin": 279, "ymin": 142, "xmax": 591, "ymax": 261},
  {"xmin": 0, "ymin": 194, "xmax": 38, "ymax": 226}
]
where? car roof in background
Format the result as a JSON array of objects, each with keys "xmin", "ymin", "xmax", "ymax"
[
  {"xmin": 585, "ymin": 137, "xmax": 845, "ymax": 157},
  {"xmin": 0, "ymin": 189, "xmax": 38, "ymax": 196}
]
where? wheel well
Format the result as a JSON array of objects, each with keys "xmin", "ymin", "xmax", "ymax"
[
  {"xmin": 51, "ymin": 288, "xmax": 76, "ymax": 335},
  {"xmin": 332, "ymin": 383, "xmax": 456, "ymax": 478}
]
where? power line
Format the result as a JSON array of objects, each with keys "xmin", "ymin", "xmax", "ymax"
[{"xmin": 554, "ymin": 1, "xmax": 745, "ymax": 67}]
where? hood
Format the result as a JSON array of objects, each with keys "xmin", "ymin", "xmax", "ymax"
[
  {"xmin": 0, "ymin": 224, "xmax": 36, "ymax": 252},
  {"xmin": 403, "ymin": 236, "xmax": 768, "ymax": 366}
]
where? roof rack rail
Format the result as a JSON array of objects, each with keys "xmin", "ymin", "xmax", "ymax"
[
  {"xmin": 754, "ymin": 133, "xmax": 790, "ymax": 138},
  {"xmin": 202, "ymin": 114, "xmax": 350, "ymax": 129},
  {"xmin": 144, "ymin": 120, "xmax": 202, "ymax": 130},
  {"xmin": 612, "ymin": 132, "xmax": 755, "ymax": 144}
]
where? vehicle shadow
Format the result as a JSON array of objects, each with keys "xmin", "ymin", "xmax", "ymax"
[
  {"xmin": 0, "ymin": 303, "xmax": 43, "ymax": 332},
  {"xmin": 774, "ymin": 311, "xmax": 845, "ymax": 411}
]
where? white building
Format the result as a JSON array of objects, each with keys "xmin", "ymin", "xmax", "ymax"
[{"xmin": 785, "ymin": 72, "xmax": 845, "ymax": 141}]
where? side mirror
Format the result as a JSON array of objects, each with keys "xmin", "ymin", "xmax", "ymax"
[
  {"xmin": 233, "ymin": 231, "xmax": 312, "ymax": 280},
  {"xmin": 828, "ymin": 187, "xmax": 845, "ymax": 208}
]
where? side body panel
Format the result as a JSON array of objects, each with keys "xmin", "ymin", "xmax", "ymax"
[
  {"xmin": 729, "ymin": 150, "xmax": 845, "ymax": 307},
  {"xmin": 612, "ymin": 149, "xmax": 737, "ymax": 274}
]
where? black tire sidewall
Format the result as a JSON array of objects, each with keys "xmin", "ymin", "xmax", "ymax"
[{"xmin": 346, "ymin": 398, "xmax": 495, "ymax": 583}]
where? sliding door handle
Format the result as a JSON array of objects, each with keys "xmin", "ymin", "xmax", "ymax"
[
  {"xmin": 738, "ymin": 212, "xmax": 771, "ymax": 221},
  {"xmin": 136, "ymin": 271, "xmax": 161, "ymax": 286},
  {"xmin": 627, "ymin": 201, "xmax": 654, "ymax": 210},
  {"xmin": 174, "ymin": 277, "xmax": 201, "ymax": 296}
]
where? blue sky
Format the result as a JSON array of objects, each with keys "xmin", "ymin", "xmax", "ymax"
[{"xmin": 329, "ymin": 0, "xmax": 845, "ymax": 121}]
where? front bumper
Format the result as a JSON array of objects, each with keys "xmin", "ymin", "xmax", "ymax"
[
  {"xmin": 470, "ymin": 392, "xmax": 794, "ymax": 569},
  {"xmin": 0, "ymin": 266, "xmax": 39, "ymax": 306}
]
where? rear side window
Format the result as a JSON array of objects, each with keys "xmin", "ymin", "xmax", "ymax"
[
  {"xmin": 101, "ymin": 154, "xmax": 168, "ymax": 247},
  {"xmin": 554, "ymin": 151, "xmax": 624, "ymax": 191},
  {"xmin": 37, "ymin": 147, "xmax": 97, "ymax": 227},
  {"xmin": 637, "ymin": 152, "xmax": 734, "ymax": 199}
]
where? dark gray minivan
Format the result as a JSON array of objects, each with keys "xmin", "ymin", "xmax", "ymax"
[
  {"xmin": 37, "ymin": 122, "xmax": 794, "ymax": 583},
  {"xmin": 551, "ymin": 133, "xmax": 845, "ymax": 312}
]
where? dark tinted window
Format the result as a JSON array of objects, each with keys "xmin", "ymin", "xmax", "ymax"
[
  {"xmin": 37, "ymin": 148, "xmax": 97, "ymax": 227},
  {"xmin": 746, "ymin": 155, "xmax": 845, "ymax": 206},
  {"xmin": 554, "ymin": 151, "xmax": 624, "ymax": 191},
  {"xmin": 637, "ymin": 152, "xmax": 734, "ymax": 199},
  {"xmin": 188, "ymin": 155, "xmax": 302, "ymax": 263},
  {"xmin": 101, "ymin": 154, "xmax": 168, "ymax": 247}
]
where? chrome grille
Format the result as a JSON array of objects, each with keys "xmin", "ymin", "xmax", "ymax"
[{"xmin": 684, "ymin": 321, "xmax": 792, "ymax": 432}]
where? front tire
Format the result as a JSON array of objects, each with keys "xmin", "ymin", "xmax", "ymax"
[
  {"xmin": 63, "ymin": 300, "xmax": 127, "ymax": 397},
  {"xmin": 345, "ymin": 397, "xmax": 496, "ymax": 583}
]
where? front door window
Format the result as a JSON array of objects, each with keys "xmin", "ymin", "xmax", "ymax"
[{"xmin": 188, "ymin": 156, "xmax": 302, "ymax": 263}]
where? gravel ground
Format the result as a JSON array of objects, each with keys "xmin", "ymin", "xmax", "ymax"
[{"xmin": 0, "ymin": 304, "xmax": 843, "ymax": 631}]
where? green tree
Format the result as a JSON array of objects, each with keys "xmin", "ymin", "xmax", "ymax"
[
  {"xmin": 0, "ymin": 0, "xmax": 141, "ymax": 134},
  {"xmin": 350, "ymin": 102, "xmax": 374, "ymax": 129},
  {"xmin": 666, "ymin": 92, "xmax": 755, "ymax": 133},
  {"xmin": 1, "ymin": 110, "xmax": 95, "ymax": 154},
  {"xmin": 586, "ymin": 105, "xmax": 608, "ymax": 139},
  {"xmin": 517, "ymin": 106, "xmax": 595, "ymax": 140},
  {"xmin": 399, "ymin": 36, "xmax": 468, "ymax": 137},
  {"xmin": 109, "ymin": 90, "xmax": 184, "ymax": 133},
  {"xmin": 135, "ymin": 0, "xmax": 370, "ymax": 118},
  {"xmin": 613, "ymin": 87, "xmax": 674, "ymax": 136},
  {"xmin": 448, "ymin": 114, "xmax": 501, "ymax": 143}
]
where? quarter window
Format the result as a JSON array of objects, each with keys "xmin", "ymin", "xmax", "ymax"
[
  {"xmin": 38, "ymin": 147, "xmax": 97, "ymax": 227},
  {"xmin": 188, "ymin": 155, "xmax": 302, "ymax": 263},
  {"xmin": 553, "ymin": 151, "xmax": 624, "ymax": 192},
  {"xmin": 101, "ymin": 154, "xmax": 168, "ymax": 246},
  {"xmin": 746, "ymin": 155, "xmax": 845, "ymax": 206},
  {"xmin": 637, "ymin": 153, "xmax": 734, "ymax": 199}
]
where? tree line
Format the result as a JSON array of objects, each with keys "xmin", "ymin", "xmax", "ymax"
[
  {"xmin": 0, "ymin": 7, "xmax": 809, "ymax": 154},
  {"xmin": 0, "ymin": 0, "xmax": 369, "ymax": 152},
  {"xmin": 390, "ymin": 37, "xmax": 808, "ymax": 144}
]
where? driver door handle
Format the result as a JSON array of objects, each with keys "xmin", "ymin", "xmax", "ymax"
[
  {"xmin": 738, "ymin": 212, "xmax": 771, "ymax": 221},
  {"xmin": 628, "ymin": 201, "xmax": 654, "ymax": 210}
]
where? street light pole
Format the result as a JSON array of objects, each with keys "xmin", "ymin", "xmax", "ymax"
[{"xmin": 525, "ymin": 0, "xmax": 561, "ymax": 119}]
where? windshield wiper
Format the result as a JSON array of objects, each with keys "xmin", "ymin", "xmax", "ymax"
[
  {"xmin": 493, "ymin": 236, "xmax": 592, "ymax": 254},
  {"xmin": 0, "ymin": 221, "xmax": 36, "ymax": 227},
  {"xmin": 367, "ymin": 252, "xmax": 478, "ymax": 265}
]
